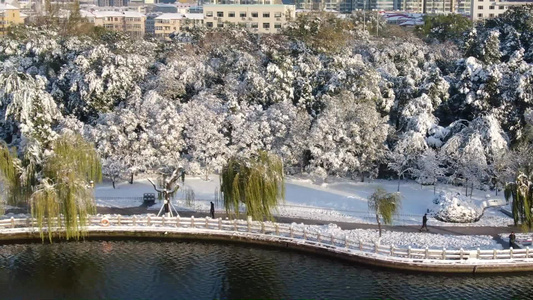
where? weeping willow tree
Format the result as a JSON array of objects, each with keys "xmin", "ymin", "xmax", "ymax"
[
  {"xmin": 0, "ymin": 145, "xmax": 28, "ymax": 209},
  {"xmin": 368, "ymin": 187, "xmax": 401, "ymax": 237},
  {"xmin": 0, "ymin": 134, "xmax": 102, "ymax": 242},
  {"xmin": 220, "ymin": 151, "xmax": 285, "ymax": 221},
  {"xmin": 505, "ymin": 173, "xmax": 533, "ymax": 230}
]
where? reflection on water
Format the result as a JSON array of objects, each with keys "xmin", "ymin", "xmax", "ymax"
[{"xmin": 0, "ymin": 240, "xmax": 530, "ymax": 299}]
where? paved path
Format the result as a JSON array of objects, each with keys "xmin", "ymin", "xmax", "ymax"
[
  {"xmin": 95, "ymin": 206, "xmax": 518, "ymax": 234},
  {"xmin": 7, "ymin": 206, "xmax": 516, "ymax": 247},
  {"xmin": 94, "ymin": 206, "xmax": 518, "ymax": 246}
]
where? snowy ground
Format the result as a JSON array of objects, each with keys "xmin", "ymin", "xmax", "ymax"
[
  {"xmin": 94, "ymin": 174, "xmax": 512, "ymax": 227},
  {"xmin": 292, "ymin": 223, "xmax": 502, "ymax": 250},
  {"xmin": 90, "ymin": 174, "xmax": 515, "ymax": 251}
]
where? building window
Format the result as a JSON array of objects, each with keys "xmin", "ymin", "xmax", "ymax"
[
  {"xmin": 499, "ymin": 5, "xmax": 504, "ymax": 9},
  {"xmin": 489, "ymin": 6, "xmax": 494, "ymax": 9},
  {"xmin": 229, "ymin": 11, "xmax": 235, "ymax": 17},
  {"xmin": 252, "ymin": 12, "xmax": 258, "ymax": 17},
  {"xmin": 134, "ymin": 24, "xmax": 141, "ymax": 29},
  {"xmin": 274, "ymin": 23, "xmax": 281, "ymax": 29},
  {"xmin": 217, "ymin": 11, "xmax": 224, "ymax": 17},
  {"xmin": 251, "ymin": 22, "xmax": 258, "ymax": 28},
  {"xmin": 263, "ymin": 12, "xmax": 270, "ymax": 18},
  {"xmin": 478, "ymin": 6, "xmax": 483, "ymax": 9},
  {"xmin": 105, "ymin": 24, "xmax": 113, "ymax": 29},
  {"xmin": 206, "ymin": 22, "xmax": 213, "ymax": 27},
  {"xmin": 274, "ymin": 12, "xmax": 282, "ymax": 18},
  {"xmin": 489, "ymin": 13, "xmax": 494, "ymax": 17},
  {"xmin": 263, "ymin": 22, "xmax": 270, "ymax": 28},
  {"xmin": 240, "ymin": 12, "xmax": 246, "ymax": 17},
  {"xmin": 477, "ymin": 13, "xmax": 483, "ymax": 17},
  {"xmin": 206, "ymin": 11, "xmax": 213, "ymax": 17},
  {"xmin": 217, "ymin": 23, "xmax": 224, "ymax": 27},
  {"xmin": 155, "ymin": 26, "xmax": 162, "ymax": 30}
]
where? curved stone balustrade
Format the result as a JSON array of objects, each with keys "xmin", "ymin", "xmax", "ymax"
[{"xmin": 0, "ymin": 215, "xmax": 531, "ymax": 273}]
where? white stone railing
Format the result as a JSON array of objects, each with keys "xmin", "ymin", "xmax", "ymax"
[{"xmin": 0, "ymin": 215, "xmax": 530, "ymax": 264}]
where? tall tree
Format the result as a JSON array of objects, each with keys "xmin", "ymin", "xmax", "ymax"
[
  {"xmin": 220, "ymin": 151, "xmax": 284, "ymax": 221},
  {"xmin": 368, "ymin": 187, "xmax": 401, "ymax": 237},
  {"xmin": 505, "ymin": 173, "xmax": 533, "ymax": 230},
  {"xmin": 0, "ymin": 133, "xmax": 102, "ymax": 242}
]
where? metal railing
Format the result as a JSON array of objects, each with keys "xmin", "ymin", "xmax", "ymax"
[{"xmin": 0, "ymin": 216, "xmax": 529, "ymax": 264}]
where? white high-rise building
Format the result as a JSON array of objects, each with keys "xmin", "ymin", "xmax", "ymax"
[{"xmin": 471, "ymin": 0, "xmax": 533, "ymax": 20}]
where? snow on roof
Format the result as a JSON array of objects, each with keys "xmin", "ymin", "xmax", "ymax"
[
  {"xmin": 155, "ymin": 13, "xmax": 203, "ymax": 20},
  {"xmin": 155, "ymin": 3, "xmax": 179, "ymax": 7},
  {"xmin": 399, "ymin": 20, "xmax": 424, "ymax": 26},
  {"xmin": 82, "ymin": 10, "xmax": 146, "ymax": 18},
  {"xmin": 204, "ymin": 3, "xmax": 290, "ymax": 7},
  {"xmin": 0, "ymin": 3, "xmax": 19, "ymax": 10}
]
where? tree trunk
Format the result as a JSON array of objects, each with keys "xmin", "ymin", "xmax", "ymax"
[
  {"xmin": 465, "ymin": 179, "xmax": 468, "ymax": 196},
  {"xmin": 164, "ymin": 194, "xmax": 170, "ymax": 217},
  {"xmin": 130, "ymin": 173, "xmax": 134, "ymax": 185},
  {"xmin": 361, "ymin": 174, "xmax": 365, "ymax": 183},
  {"xmin": 112, "ymin": 178, "xmax": 116, "ymax": 189},
  {"xmin": 397, "ymin": 174, "xmax": 401, "ymax": 192},
  {"xmin": 376, "ymin": 214, "xmax": 382, "ymax": 237}
]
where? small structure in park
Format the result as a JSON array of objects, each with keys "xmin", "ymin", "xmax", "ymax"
[{"xmin": 147, "ymin": 168, "xmax": 184, "ymax": 217}]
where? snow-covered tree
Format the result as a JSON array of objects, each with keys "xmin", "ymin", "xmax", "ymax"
[
  {"xmin": 388, "ymin": 131, "xmax": 427, "ymax": 190},
  {"xmin": 308, "ymin": 92, "xmax": 389, "ymax": 180},
  {"xmin": 181, "ymin": 93, "xmax": 229, "ymax": 178}
]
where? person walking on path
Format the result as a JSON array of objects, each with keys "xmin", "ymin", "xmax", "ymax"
[
  {"xmin": 420, "ymin": 213, "xmax": 429, "ymax": 232},
  {"xmin": 210, "ymin": 201, "xmax": 215, "ymax": 219},
  {"xmin": 509, "ymin": 232, "xmax": 516, "ymax": 248}
]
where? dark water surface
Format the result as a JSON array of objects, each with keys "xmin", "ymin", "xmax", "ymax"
[{"xmin": 0, "ymin": 240, "xmax": 531, "ymax": 299}]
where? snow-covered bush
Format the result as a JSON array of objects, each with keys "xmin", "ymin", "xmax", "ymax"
[{"xmin": 432, "ymin": 191, "xmax": 482, "ymax": 223}]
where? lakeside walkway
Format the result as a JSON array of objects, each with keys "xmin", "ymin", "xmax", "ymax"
[
  {"xmin": 5, "ymin": 206, "xmax": 517, "ymax": 248},
  {"xmin": 93, "ymin": 206, "xmax": 518, "ymax": 248}
]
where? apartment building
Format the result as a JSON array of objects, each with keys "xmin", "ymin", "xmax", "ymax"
[
  {"xmin": 397, "ymin": 0, "xmax": 424, "ymax": 11},
  {"xmin": 81, "ymin": 10, "xmax": 146, "ymax": 38},
  {"xmin": 203, "ymin": 4, "xmax": 295, "ymax": 33},
  {"xmin": 0, "ymin": 4, "xmax": 24, "ymax": 35},
  {"xmin": 204, "ymin": 0, "xmax": 282, "ymax": 4},
  {"xmin": 294, "ymin": 0, "xmax": 393, "ymax": 12},
  {"xmin": 154, "ymin": 13, "xmax": 203, "ymax": 39},
  {"xmin": 471, "ymin": 0, "xmax": 532, "ymax": 20},
  {"xmin": 97, "ymin": 0, "xmax": 129, "ymax": 7}
]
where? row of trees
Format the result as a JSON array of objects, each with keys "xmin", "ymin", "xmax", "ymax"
[{"xmin": 1, "ymin": 7, "xmax": 533, "ymax": 238}]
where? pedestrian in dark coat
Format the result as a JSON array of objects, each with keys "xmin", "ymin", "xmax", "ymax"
[
  {"xmin": 509, "ymin": 232, "xmax": 516, "ymax": 248},
  {"xmin": 419, "ymin": 213, "xmax": 429, "ymax": 232},
  {"xmin": 210, "ymin": 201, "xmax": 215, "ymax": 219}
]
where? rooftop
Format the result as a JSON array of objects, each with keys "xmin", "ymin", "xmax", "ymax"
[
  {"xmin": 155, "ymin": 13, "xmax": 203, "ymax": 19},
  {"xmin": 0, "ymin": 3, "xmax": 19, "ymax": 10},
  {"xmin": 81, "ymin": 10, "xmax": 146, "ymax": 18}
]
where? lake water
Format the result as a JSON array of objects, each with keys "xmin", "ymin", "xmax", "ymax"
[{"xmin": 0, "ymin": 240, "xmax": 530, "ymax": 299}]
